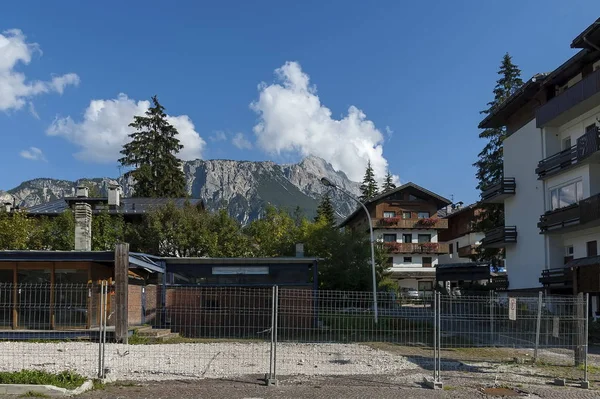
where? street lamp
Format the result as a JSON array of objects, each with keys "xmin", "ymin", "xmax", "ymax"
[{"xmin": 320, "ymin": 177, "xmax": 378, "ymax": 324}]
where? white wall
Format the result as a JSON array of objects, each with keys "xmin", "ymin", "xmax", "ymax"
[
  {"xmin": 390, "ymin": 255, "xmax": 438, "ymax": 271},
  {"xmin": 563, "ymin": 226, "xmax": 600, "ymax": 259},
  {"xmin": 438, "ymin": 232, "xmax": 485, "ymax": 264},
  {"xmin": 504, "ymin": 119, "xmax": 546, "ymax": 290}
]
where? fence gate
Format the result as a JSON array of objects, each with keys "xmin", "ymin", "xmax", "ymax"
[{"xmin": 435, "ymin": 292, "xmax": 589, "ymax": 389}]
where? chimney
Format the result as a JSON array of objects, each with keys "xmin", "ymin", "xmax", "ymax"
[
  {"xmin": 74, "ymin": 202, "xmax": 92, "ymax": 251},
  {"xmin": 108, "ymin": 185, "xmax": 121, "ymax": 207},
  {"xmin": 76, "ymin": 186, "xmax": 89, "ymax": 198},
  {"xmin": 295, "ymin": 243, "xmax": 304, "ymax": 258},
  {"xmin": 3, "ymin": 203, "xmax": 11, "ymax": 213}
]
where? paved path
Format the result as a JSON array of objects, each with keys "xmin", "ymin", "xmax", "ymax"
[{"xmin": 52, "ymin": 375, "xmax": 600, "ymax": 398}]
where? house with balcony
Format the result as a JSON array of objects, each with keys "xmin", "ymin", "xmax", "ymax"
[
  {"xmin": 438, "ymin": 203, "xmax": 485, "ymax": 264},
  {"xmin": 339, "ymin": 182, "xmax": 451, "ymax": 292},
  {"xmin": 477, "ymin": 18, "xmax": 600, "ymax": 307}
]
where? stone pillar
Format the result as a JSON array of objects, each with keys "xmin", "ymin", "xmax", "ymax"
[{"xmin": 74, "ymin": 202, "xmax": 92, "ymax": 251}]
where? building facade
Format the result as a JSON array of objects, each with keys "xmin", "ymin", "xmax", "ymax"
[
  {"xmin": 478, "ymin": 19, "xmax": 600, "ymax": 306},
  {"xmin": 438, "ymin": 204, "xmax": 485, "ymax": 265},
  {"xmin": 340, "ymin": 183, "xmax": 451, "ymax": 292}
]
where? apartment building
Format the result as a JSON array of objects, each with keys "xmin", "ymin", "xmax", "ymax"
[
  {"xmin": 478, "ymin": 19, "xmax": 600, "ymax": 305},
  {"xmin": 438, "ymin": 203, "xmax": 485, "ymax": 264},
  {"xmin": 340, "ymin": 182, "xmax": 451, "ymax": 292}
]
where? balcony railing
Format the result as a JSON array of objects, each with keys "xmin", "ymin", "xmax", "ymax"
[
  {"xmin": 538, "ymin": 203, "xmax": 581, "ymax": 232},
  {"xmin": 480, "ymin": 226, "xmax": 517, "ymax": 249},
  {"xmin": 536, "ymin": 126, "xmax": 600, "ymax": 179},
  {"xmin": 539, "ymin": 267, "xmax": 573, "ymax": 287},
  {"xmin": 481, "ymin": 177, "xmax": 516, "ymax": 204},
  {"xmin": 375, "ymin": 218, "xmax": 449, "ymax": 229},
  {"xmin": 536, "ymin": 66, "xmax": 600, "ymax": 128},
  {"xmin": 538, "ymin": 192, "xmax": 600, "ymax": 233},
  {"xmin": 383, "ymin": 242, "xmax": 449, "ymax": 254}
]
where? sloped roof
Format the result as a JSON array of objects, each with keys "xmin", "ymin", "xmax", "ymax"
[
  {"xmin": 26, "ymin": 197, "xmax": 204, "ymax": 216},
  {"xmin": 339, "ymin": 182, "xmax": 451, "ymax": 227},
  {"xmin": 571, "ymin": 18, "xmax": 600, "ymax": 49}
]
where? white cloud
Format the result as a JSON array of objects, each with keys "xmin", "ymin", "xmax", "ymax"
[
  {"xmin": 47, "ymin": 93, "xmax": 206, "ymax": 163},
  {"xmin": 210, "ymin": 131, "xmax": 227, "ymax": 142},
  {"xmin": 20, "ymin": 146, "xmax": 46, "ymax": 161},
  {"xmin": 0, "ymin": 29, "xmax": 80, "ymax": 112},
  {"xmin": 250, "ymin": 61, "xmax": 391, "ymax": 182},
  {"xmin": 231, "ymin": 132, "xmax": 253, "ymax": 150}
]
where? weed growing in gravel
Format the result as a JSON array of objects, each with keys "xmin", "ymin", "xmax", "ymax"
[
  {"xmin": 0, "ymin": 370, "xmax": 86, "ymax": 390},
  {"xmin": 19, "ymin": 391, "xmax": 49, "ymax": 398}
]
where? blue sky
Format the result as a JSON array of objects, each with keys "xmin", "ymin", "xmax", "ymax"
[{"xmin": 0, "ymin": 1, "xmax": 598, "ymax": 204}]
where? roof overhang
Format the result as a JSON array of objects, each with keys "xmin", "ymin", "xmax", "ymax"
[
  {"xmin": 571, "ymin": 18, "xmax": 600, "ymax": 49},
  {"xmin": 0, "ymin": 250, "xmax": 114, "ymax": 263},
  {"xmin": 162, "ymin": 257, "xmax": 319, "ymax": 266}
]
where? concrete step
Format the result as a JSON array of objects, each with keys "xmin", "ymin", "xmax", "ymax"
[
  {"xmin": 153, "ymin": 332, "xmax": 180, "ymax": 342},
  {"xmin": 134, "ymin": 326, "xmax": 154, "ymax": 334},
  {"xmin": 137, "ymin": 328, "xmax": 173, "ymax": 338}
]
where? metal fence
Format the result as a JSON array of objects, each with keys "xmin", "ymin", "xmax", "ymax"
[{"xmin": 0, "ymin": 283, "xmax": 591, "ymax": 389}]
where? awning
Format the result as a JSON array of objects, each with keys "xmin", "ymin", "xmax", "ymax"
[
  {"xmin": 565, "ymin": 255, "xmax": 600, "ymax": 269},
  {"xmin": 129, "ymin": 253, "xmax": 164, "ymax": 274}
]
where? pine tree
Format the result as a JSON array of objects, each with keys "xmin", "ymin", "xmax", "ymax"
[
  {"xmin": 119, "ymin": 96, "xmax": 187, "ymax": 198},
  {"xmin": 359, "ymin": 160, "xmax": 379, "ymax": 202},
  {"xmin": 382, "ymin": 170, "xmax": 396, "ymax": 192},
  {"xmin": 473, "ymin": 53, "xmax": 523, "ymax": 261},
  {"xmin": 315, "ymin": 194, "xmax": 335, "ymax": 226}
]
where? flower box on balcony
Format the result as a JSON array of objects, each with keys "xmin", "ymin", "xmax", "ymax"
[
  {"xmin": 417, "ymin": 217, "xmax": 437, "ymax": 227},
  {"xmin": 379, "ymin": 217, "xmax": 400, "ymax": 226}
]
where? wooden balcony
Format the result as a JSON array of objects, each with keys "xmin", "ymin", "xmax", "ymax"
[
  {"xmin": 457, "ymin": 244, "xmax": 478, "ymax": 258},
  {"xmin": 536, "ymin": 126, "xmax": 600, "ymax": 179},
  {"xmin": 538, "ymin": 203, "xmax": 580, "ymax": 233},
  {"xmin": 539, "ymin": 267, "xmax": 573, "ymax": 288},
  {"xmin": 536, "ymin": 67, "xmax": 600, "ymax": 128},
  {"xmin": 383, "ymin": 242, "xmax": 449, "ymax": 254},
  {"xmin": 480, "ymin": 226, "xmax": 517, "ymax": 249},
  {"xmin": 539, "ymin": 192, "xmax": 600, "ymax": 233},
  {"xmin": 481, "ymin": 178, "xmax": 516, "ymax": 204},
  {"xmin": 375, "ymin": 218, "xmax": 448, "ymax": 229}
]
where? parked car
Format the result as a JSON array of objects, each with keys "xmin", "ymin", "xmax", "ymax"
[{"xmin": 401, "ymin": 288, "xmax": 420, "ymax": 300}]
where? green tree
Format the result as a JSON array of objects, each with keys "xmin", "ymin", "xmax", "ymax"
[
  {"xmin": 0, "ymin": 211, "xmax": 32, "ymax": 250},
  {"xmin": 382, "ymin": 170, "xmax": 396, "ymax": 192},
  {"xmin": 359, "ymin": 160, "xmax": 379, "ymax": 202},
  {"xmin": 208, "ymin": 209, "xmax": 252, "ymax": 257},
  {"xmin": 315, "ymin": 194, "xmax": 335, "ymax": 226},
  {"xmin": 473, "ymin": 53, "xmax": 523, "ymax": 262},
  {"xmin": 119, "ymin": 96, "xmax": 187, "ymax": 198},
  {"xmin": 92, "ymin": 211, "xmax": 124, "ymax": 250},
  {"xmin": 44, "ymin": 211, "xmax": 75, "ymax": 250},
  {"xmin": 80, "ymin": 181, "xmax": 103, "ymax": 198},
  {"xmin": 129, "ymin": 201, "xmax": 213, "ymax": 257},
  {"xmin": 245, "ymin": 206, "xmax": 299, "ymax": 257}
]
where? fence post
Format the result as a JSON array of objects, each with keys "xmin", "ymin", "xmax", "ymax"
[
  {"xmin": 575, "ymin": 292, "xmax": 585, "ymax": 366},
  {"xmin": 114, "ymin": 243, "xmax": 129, "ymax": 344},
  {"xmin": 267, "ymin": 286, "xmax": 279, "ymax": 386},
  {"xmin": 534, "ymin": 291, "xmax": 543, "ymax": 362},
  {"xmin": 582, "ymin": 293, "xmax": 590, "ymax": 389},
  {"xmin": 489, "ymin": 291, "xmax": 495, "ymax": 345},
  {"xmin": 97, "ymin": 281, "xmax": 104, "ymax": 379}
]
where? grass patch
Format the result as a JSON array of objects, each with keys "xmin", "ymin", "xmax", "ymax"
[
  {"xmin": 0, "ymin": 370, "xmax": 86, "ymax": 390},
  {"xmin": 92, "ymin": 379, "xmax": 105, "ymax": 391},
  {"xmin": 127, "ymin": 332, "xmax": 150, "ymax": 345},
  {"xmin": 19, "ymin": 392, "xmax": 49, "ymax": 398}
]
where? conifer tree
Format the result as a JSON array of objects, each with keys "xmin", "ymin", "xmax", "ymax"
[
  {"xmin": 315, "ymin": 194, "xmax": 335, "ymax": 226},
  {"xmin": 382, "ymin": 170, "xmax": 396, "ymax": 192},
  {"xmin": 119, "ymin": 96, "xmax": 187, "ymax": 198},
  {"xmin": 359, "ymin": 160, "xmax": 379, "ymax": 202}
]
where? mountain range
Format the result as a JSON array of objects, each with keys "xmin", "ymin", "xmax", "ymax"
[{"xmin": 0, "ymin": 156, "xmax": 360, "ymax": 224}]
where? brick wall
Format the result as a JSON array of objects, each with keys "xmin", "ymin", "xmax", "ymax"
[
  {"xmin": 127, "ymin": 284, "xmax": 143, "ymax": 326},
  {"xmin": 145, "ymin": 285, "xmax": 159, "ymax": 325}
]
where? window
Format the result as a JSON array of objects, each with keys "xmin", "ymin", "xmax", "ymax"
[
  {"xmin": 383, "ymin": 234, "xmax": 397, "ymax": 243},
  {"xmin": 383, "ymin": 211, "xmax": 396, "ymax": 218},
  {"xmin": 550, "ymin": 181, "xmax": 583, "ymax": 210},
  {"xmin": 403, "ymin": 234, "xmax": 412, "ymax": 243},
  {"xmin": 562, "ymin": 137, "xmax": 572, "ymax": 150},
  {"xmin": 402, "ymin": 211, "xmax": 411, "ymax": 219},
  {"xmin": 418, "ymin": 281, "xmax": 433, "ymax": 291},
  {"xmin": 418, "ymin": 211, "xmax": 430, "ymax": 219},
  {"xmin": 422, "ymin": 257, "xmax": 433, "ymax": 267},
  {"xmin": 565, "ymin": 246, "xmax": 574, "ymax": 256},
  {"xmin": 456, "ymin": 242, "xmax": 460, "ymax": 253},
  {"xmin": 408, "ymin": 194, "xmax": 419, "ymax": 201},
  {"xmin": 418, "ymin": 234, "xmax": 432, "ymax": 243},
  {"xmin": 403, "ymin": 257, "xmax": 412, "ymax": 263},
  {"xmin": 449, "ymin": 243, "xmax": 454, "ymax": 254},
  {"xmin": 587, "ymin": 241, "xmax": 598, "ymax": 257}
]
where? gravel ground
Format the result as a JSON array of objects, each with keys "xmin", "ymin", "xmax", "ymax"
[{"xmin": 0, "ymin": 342, "xmax": 419, "ymax": 380}]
